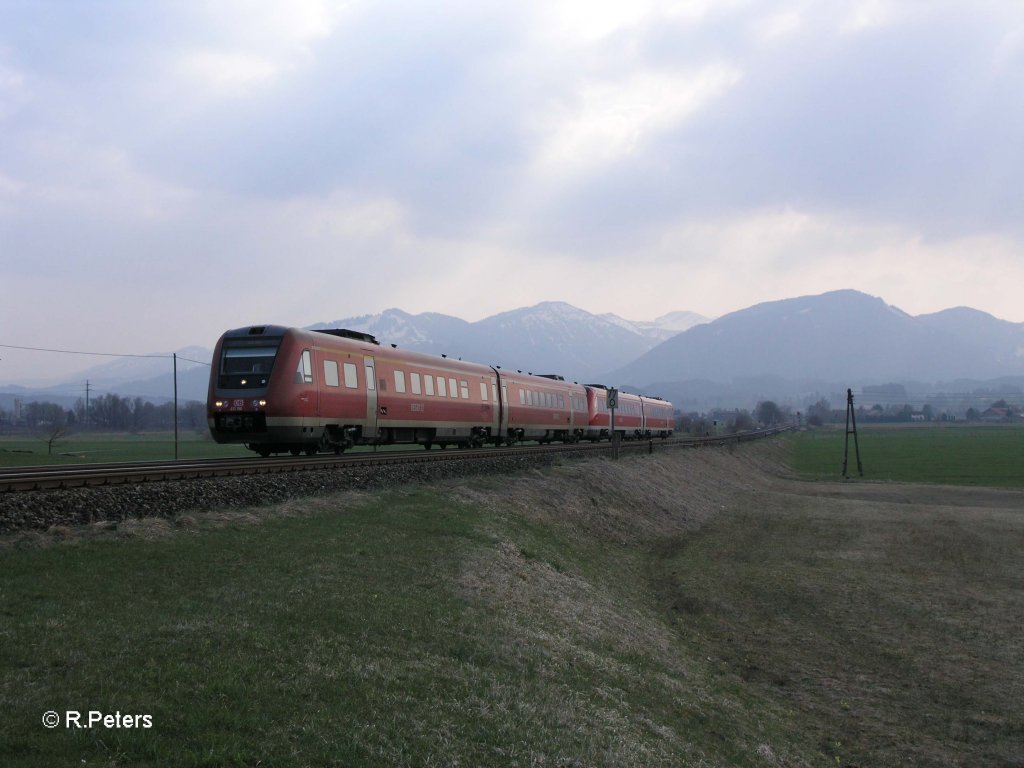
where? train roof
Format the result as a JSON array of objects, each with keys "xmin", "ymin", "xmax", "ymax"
[{"xmin": 313, "ymin": 328, "xmax": 380, "ymax": 345}]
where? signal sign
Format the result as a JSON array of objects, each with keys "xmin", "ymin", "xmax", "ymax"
[{"xmin": 607, "ymin": 388, "xmax": 618, "ymax": 409}]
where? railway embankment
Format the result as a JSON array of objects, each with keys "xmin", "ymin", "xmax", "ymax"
[{"xmin": 0, "ymin": 450, "xmax": 569, "ymax": 532}]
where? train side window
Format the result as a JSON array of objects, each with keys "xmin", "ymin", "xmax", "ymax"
[
  {"xmin": 479, "ymin": 382, "xmax": 488, "ymax": 401},
  {"xmin": 395, "ymin": 370, "xmax": 406, "ymax": 394},
  {"xmin": 411, "ymin": 372, "xmax": 421, "ymax": 395},
  {"xmin": 492, "ymin": 383, "xmax": 498, "ymax": 403},
  {"xmin": 559, "ymin": 394, "xmax": 565, "ymax": 409},
  {"xmin": 365, "ymin": 364, "xmax": 375, "ymax": 390},
  {"xmin": 449, "ymin": 378, "xmax": 458, "ymax": 398},
  {"xmin": 324, "ymin": 360, "xmax": 340, "ymax": 387},
  {"xmin": 425, "ymin": 375, "xmax": 435, "ymax": 396},
  {"xmin": 344, "ymin": 362, "xmax": 358, "ymax": 388},
  {"xmin": 437, "ymin": 377, "xmax": 447, "ymax": 397},
  {"xmin": 295, "ymin": 350, "xmax": 313, "ymax": 384},
  {"xmin": 460, "ymin": 381, "xmax": 470, "ymax": 399}
]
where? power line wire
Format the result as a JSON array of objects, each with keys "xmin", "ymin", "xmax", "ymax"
[{"xmin": 0, "ymin": 343, "xmax": 210, "ymax": 366}]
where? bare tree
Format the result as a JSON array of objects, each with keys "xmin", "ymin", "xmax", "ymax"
[{"xmin": 44, "ymin": 423, "xmax": 72, "ymax": 456}]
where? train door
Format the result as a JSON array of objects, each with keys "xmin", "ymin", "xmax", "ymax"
[
  {"xmin": 363, "ymin": 356, "xmax": 378, "ymax": 440},
  {"xmin": 295, "ymin": 348, "xmax": 318, "ymax": 432},
  {"xmin": 494, "ymin": 368, "xmax": 510, "ymax": 440},
  {"xmin": 490, "ymin": 377, "xmax": 500, "ymax": 435}
]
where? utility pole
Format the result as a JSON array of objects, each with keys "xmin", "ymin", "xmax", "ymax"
[
  {"xmin": 842, "ymin": 388, "xmax": 864, "ymax": 478},
  {"xmin": 173, "ymin": 353, "xmax": 179, "ymax": 461},
  {"xmin": 84, "ymin": 380, "xmax": 91, "ymax": 430}
]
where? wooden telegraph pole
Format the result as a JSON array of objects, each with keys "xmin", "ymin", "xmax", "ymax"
[{"xmin": 842, "ymin": 388, "xmax": 864, "ymax": 478}]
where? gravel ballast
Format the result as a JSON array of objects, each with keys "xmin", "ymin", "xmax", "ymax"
[{"xmin": 0, "ymin": 452, "xmax": 574, "ymax": 532}]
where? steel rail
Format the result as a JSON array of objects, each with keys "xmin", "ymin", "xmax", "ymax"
[{"xmin": 0, "ymin": 425, "xmax": 794, "ymax": 493}]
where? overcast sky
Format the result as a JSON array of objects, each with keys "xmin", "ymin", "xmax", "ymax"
[{"xmin": 2, "ymin": 0, "xmax": 1023, "ymax": 381}]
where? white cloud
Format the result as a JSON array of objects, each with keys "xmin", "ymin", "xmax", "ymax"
[
  {"xmin": 17, "ymin": 143, "xmax": 196, "ymax": 222},
  {"xmin": 169, "ymin": 0, "xmax": 350, "ymax": 96},
  {"xmin": 177, "ymin": 50, "xmax": 282, "ymax": 94},
  {"xmin": 535, "ymin": 0, "xmax": 713, "ymax": 45},
  {"xmin": 839, "ymin": 0, "xmax": 904, "ymax": 34},
  {"xmin": 753, "ymin": 8, "xmax": 804, "ymax": 42},
  {"xmin": 535, "ymin": 64, "xmax": 742, "ymax": 177}
]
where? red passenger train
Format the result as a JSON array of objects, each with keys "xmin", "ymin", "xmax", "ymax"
[{"xmin": 207, "ymin": 325, "xmax": 674, "ymax": 456}]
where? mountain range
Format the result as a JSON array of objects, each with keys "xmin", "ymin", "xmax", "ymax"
[
  {"xmin": 310, "ymin": 302, "xmax": 709, "ymax": 383},
  {"xmin": 610, "ymin": 290, "xmax": 1024, "ymax": 409},
  {"xmin": 3, "ymin": 291, "xmax": 1023, "ymax": 410}
]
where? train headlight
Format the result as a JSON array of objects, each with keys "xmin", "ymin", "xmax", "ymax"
[
  {"xmin": 259, "ymin": 400, "xmax": 267, "ymax": 408},
  {"xmin": 215, "ymin": 400, "xmax": 225, "ymax": 408}
]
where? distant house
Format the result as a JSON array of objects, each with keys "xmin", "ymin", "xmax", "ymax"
[
  {"xmin": 862, "ymin": 405, "xmax": 884, "ymax": 420},
  {"xmin": 980, "ymin": 406, "xmax": 1022, "ymax": 422}
]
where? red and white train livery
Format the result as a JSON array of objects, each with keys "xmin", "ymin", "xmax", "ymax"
[{"xmin": 207, "ymin": 325, "xmax": 674, "ymax": 456}]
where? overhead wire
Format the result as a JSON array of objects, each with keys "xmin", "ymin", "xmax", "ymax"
[{"xmin": 0, "ymin": 343, "xmax": 211, "ymax": 366}]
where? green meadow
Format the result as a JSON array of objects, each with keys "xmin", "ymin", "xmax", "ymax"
[
  {"xmin": 2, "ymin": 441, "xmax": 1022, "ymax": 766},
  {"xmin": 788, "ymin": 424, "xmax": 1024, "ymax": 487},
  {"xmin": 0, "ymin": 431, "xmax": 251, "ymax": 466}
]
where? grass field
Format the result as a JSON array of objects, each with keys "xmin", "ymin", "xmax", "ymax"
[
  {"xmin": 0, "ymin": 431, "xmax": 252, "ymax": 466},
  {"xmin": 788, "ymin": 423, "xmax": 1024, "ymax": 487},
  {"xmin": 2, "ymin": 442, "xmax": 1022, "ymax": 766},
  {"xmin": 0, "ymin": 431, "xmax": 430, "ymax": 467}
]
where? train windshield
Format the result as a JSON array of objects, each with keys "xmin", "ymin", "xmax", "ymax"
[{"xmin": 218, "ymin": 338, "xmax": 281, "ymax": 388}]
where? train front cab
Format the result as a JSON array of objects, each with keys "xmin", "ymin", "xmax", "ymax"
[{"xmin": 208, "ymin": 326, "xmax": 323, "ymax": 455}]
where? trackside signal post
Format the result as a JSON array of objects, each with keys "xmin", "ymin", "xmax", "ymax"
[{"xmin": 607, "ymin": 387, "xmax": 619, "ymax": 460}]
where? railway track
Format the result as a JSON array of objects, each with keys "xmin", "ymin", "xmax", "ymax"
[{"xmin": 0, "ymin": 426, "xmax": 794, "ymax": 493}]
